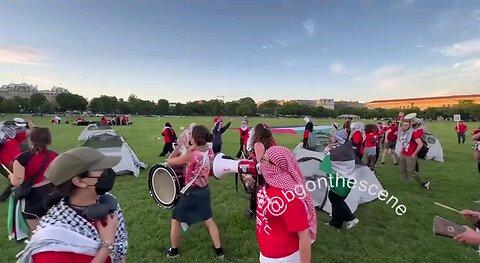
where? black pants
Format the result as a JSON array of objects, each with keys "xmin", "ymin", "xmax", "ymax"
[
  {"xmin": 303, "ymin": 138, "xmax": 308, "ymax": 148},
  {"xmin": 236, "ymin": 139, "xmax": 245, "ymax": 158},
  {"xmin": 213, "ymin": 143, "xmax": 222, "ymax": 154},
  {"xmin": 328, "ymin": 191, "xmax": 355, "ymax": 228},
  {"xmin": 249, "ymin": 176, "xmax": 265, "ymax": 214},
  {"xmin": 159, "ymin": 142, "xmax": 174, "ymax": 156},
  {"xmin": 457, "ymin": 133, "xmax": 466, "ymax": 144}
]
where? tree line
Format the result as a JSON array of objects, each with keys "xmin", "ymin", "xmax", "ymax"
[{"xmin": 0, "ymin": 92, "xmax": 479, "ymax": 121}]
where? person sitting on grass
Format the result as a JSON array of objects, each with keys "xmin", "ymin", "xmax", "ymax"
[
  {"xmin": 166, "ymin": 125, "xmax": 224, "ymax": 259},
  {"xmin": 256, "ymin": 146, "xmax": 316, "ymax": 263}
]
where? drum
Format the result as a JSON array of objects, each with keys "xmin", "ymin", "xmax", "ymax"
[{"xmin": 148, "ymin": 163, "xmax": 185, "ymax": 209}]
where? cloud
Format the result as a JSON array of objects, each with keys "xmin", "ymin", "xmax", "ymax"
[
  {"xmin": 330, "ymin": 62, "xmax": 346, "ymax": 74},
  {"xmin": 0, "ymin": 47, "xmax": 47, "ymax": 65},
  {"xmin": 354, "ymin": 60, "xmax": 480, "ymax": 100},
  {"xmin": 441, "ymin": 37, "xmax": 480, "ymax": 57},
  {"xmin": 415, "ymin": 45, "xmax": 423, "ymax": 48},
  {"xmin": 302, "ymin": 19, "xmax": 315, "ymax": 36}
]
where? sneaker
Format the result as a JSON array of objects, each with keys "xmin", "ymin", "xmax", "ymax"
[
  {"xmin": 215, "ymin": 247, "xmax": 225, "ymax": 259},
  {"xmin": 166, "ymin": 248, "xmax": 180, "ymax": 258},
  {"xmin": 423, "ymin": 181, "xmax": 430, "ymax": 190},
  {"xmin": 345, "ymin": 218, "xmax": 359, "ymax": 229},
  {"xmin": 381, "ymin": 161, "xmax": 385, "ymax": 164}
]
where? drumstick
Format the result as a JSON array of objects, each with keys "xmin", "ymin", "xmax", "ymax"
[
  {"xmin": 434, "ymin": 202, "xmax": 461, "ymax": 214},
  {"xmin": 1, "ymin": 164, "xmax": 12, "ymax": 175}
]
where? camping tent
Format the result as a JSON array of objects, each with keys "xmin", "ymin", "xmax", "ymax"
[
  {"xmin": 78, "ymin": 124, "xmax": 116, "ymax": 141},
  {"xmin": 83, "ymin": 133, "xmax": 148, "ymax": 176},
  {"xmin": 293, "ymin": 141, "xmax": 383, "ymax": 214}
]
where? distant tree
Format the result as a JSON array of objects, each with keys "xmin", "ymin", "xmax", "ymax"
[
  {"xmin": 224, "ymin": 101, "xmax": 239, "ymax": 116},
  {"xmin": 237, "ymin": 97, "xmax": 257, "ymax": 116},
  {"xmin": 157, "ymin": 99, "xmax": 170, "ymax": 115},
  {"xmin": 88, "ymin": 95, "xmax": 118, "ymax": 113},
  {"xmin": 30, "ymin": 93, "xmax": 48, "ymax": 112},
  {"xmin": 205, "ymin": 99, "xmax": 224, "ymax": 116},
  {"xmin": 55, "ymin": 93, "xmax": 88, "ymax": 111},
  {"xmin": 258, "ymin": 100, "xmax": 280, "ymax": 116}
]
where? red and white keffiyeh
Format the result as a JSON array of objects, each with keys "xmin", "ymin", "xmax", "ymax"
[{"xmin": 260, "ymin": 146, "xmax": 317, "ymax": 241}]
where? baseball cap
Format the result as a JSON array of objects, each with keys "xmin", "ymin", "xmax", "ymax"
[{"xmin": 45, "ymin": 147, "xmax": 121, "ymax": 186}]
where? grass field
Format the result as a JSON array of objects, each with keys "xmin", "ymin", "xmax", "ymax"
[{"xmin": 1, "ymin": 116, "xmax": 480, "ymax": 263}]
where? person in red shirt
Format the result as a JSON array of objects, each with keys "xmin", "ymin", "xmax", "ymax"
[
  {"xmin": 455, "ymin": 121, "xmax": 468, "ymax": 144},
  {"xmin": 100, "ymin": 117, "xmax": 108, "ymax": 125},
  {"xmin": 381, "ymin": 121, "xmax": 399, "ymax": 165},
  {"xmin": 472, "ymin": 127, "xmax": 480, "ymax": 173},
  {"xmin": 303, "ymin": 121, "xmax": 314, "ymax": 149},
  {"xmin": 159, "ymin": 123, "xmax": 177, "ymax": 157},
  {"xmin": 257, "ymin": 146, "xmax": 316, "ymax": 263},
  {"xmin": 17, "ymin": 147, "xmax": 127, "ymax": 263},
  {"xmin": 397, "ymin": 120, "xmax": 430, "ymax": 189},
  {"xmin": 0, "ymin": 133, "xmax": 21, "ymax": 202},
  {"xmin": 364, "ymin": 124, "xmax": 379, "ymax": 171},
  {"xmin": 11, "ymin": 127, "xmax": 58, "ymax": 236},
  {"xmin": 236, "ymin": 121, "xmax": 251, "ymax": 158},
  {"xmin": 350, "ymin": 122, "xmax": 365, "ymax": 163}
]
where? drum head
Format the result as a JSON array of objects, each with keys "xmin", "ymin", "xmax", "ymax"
[{"xmin": 148, "ymin": 164, "xmax": 180, "ymax": 209}]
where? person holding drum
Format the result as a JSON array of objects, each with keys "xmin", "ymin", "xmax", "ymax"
[{"xmin": 166, "ymin": 125, "xmax": 224, "ymax": 259}]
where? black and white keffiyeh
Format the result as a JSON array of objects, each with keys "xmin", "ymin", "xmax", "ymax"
[{"xmin": 17, "ymin": 193, "xmax": 128, "ymax": 263}]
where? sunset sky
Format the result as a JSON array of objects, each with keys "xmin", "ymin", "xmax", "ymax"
[{"xmin": 0, "ymin": 0, "xmax": 479, "ymax": 103}]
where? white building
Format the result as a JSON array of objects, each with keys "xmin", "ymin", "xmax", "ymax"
[{"xmin": 0, "ymin": 83, "xmax": 68, "ymax": 100}]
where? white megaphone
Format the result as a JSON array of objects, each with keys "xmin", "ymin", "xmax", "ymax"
[{"xmin": 212, "ymin": 153, "xmax": 260, "ymax": 180}]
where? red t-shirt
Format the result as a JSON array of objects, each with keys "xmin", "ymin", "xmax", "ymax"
[
  {"xmin": 386, "ymin": 125, "xmax": 398, "ymax": 142},
  {"xmin": 456, "ymin": 124, "xmax": 468, "ymax": 134},
  {"xmin": 303, "ymin": 130, "xmax": 309, "ymax": 139},
  {"xmin": 162, "ymin": 128, "xmax": 174, "ymax": 143},
  {"xmin": 351, "ymin": 130, "xmax": 364, "ymax": 155},
  {"xmin": 402, "ymin": 129, "xmax": 423, "ymax": 157},
  {"xmin": 16, "ymin": 150, "xmax": 58, "ymax": 184},
  {"xmin": 256, "ymin": 186, "xmax": 309, "ymax": 259},
  {"xmin": 101, "ymin": 119, "xmax": 108, "ymax": 124},
  {"xmin": 0, "ymin": 139, "xmax": 20, "ymax": 167},
  {"xmin": 474, "ymin": 129, "xmax": 480, "ymax": 135},
  {"xmin": 15, "ymin": 131, "xmax": 27, "ymax": 143},
  {"xmin": 365, "ymin": 133, "xmax": 378, "ymax": 148},
  {"xmin": 240, "ymin": 128, "xmax": 250, "ymax": 141}
]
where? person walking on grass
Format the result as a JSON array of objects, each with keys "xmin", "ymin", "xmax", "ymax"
[
  {"xmin": 364, "ymin": 124, "xmax": 379, "ymax": 172},
  {"xmin": 381, "ymin": 121, "xmax": 398, "ymax": 165},
  {"xmin": 397, "ymin": 120, "xmax": 430, "ymax": 189},
  {"xmin": 455, "ymin": 120, "xmax": 468, "ymax": 144},
  {"xmin": 159, "ymin": 123, "xmax": 177, "ymax": 157}
]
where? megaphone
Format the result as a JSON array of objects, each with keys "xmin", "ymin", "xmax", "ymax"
[{"xmin": 212, "ymin": 153, "xmax": 260, "ymax": 180}]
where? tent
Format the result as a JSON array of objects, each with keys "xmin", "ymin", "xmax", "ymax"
[
  {"xmin": 82, "ymin": 133, "xmax": 148, "ymax": 176},
  {"xmin": 293, "ymin": 140, "xmax": 384, "ymax": 215},
  {"xmin": 78, "ymin": 124, "xmax": 116, "ymax": 141}
]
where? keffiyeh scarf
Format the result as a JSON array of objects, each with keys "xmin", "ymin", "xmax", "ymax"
[
  {"xmin": 260, "ymin": 146, "xmax": 317, "ymax": 241},
  {"xmin": 16, "ymin": 194, "xmax": 128, "ymax": 263}
]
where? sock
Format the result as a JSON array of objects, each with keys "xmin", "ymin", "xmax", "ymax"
[{"xmin": 215, "ymin": 247, "xmax": 224, "ymax": 255}]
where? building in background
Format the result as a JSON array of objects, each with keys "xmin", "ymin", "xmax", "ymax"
[
  {"xmin": 334, "ymin": 100, "xmax": 365, "ymax": 109},
  {"xmin": 366, "ymin": 94, "xmax": 480, "ymax": 110},
  {"xmin": 0, "ymin": 83, "xmax": 68, "ymax": 100}
]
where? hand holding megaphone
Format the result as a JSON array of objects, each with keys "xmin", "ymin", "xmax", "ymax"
[{"xmin": 212, "ymin": 153, "xmax": 261, "ymax": 180}]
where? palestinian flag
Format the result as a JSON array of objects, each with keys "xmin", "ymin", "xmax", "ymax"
[
  {"xmin": 7, "ymin": 196, "xmax": 29, "ymax": 242},
  {"xmin": 320, "ymin": 143, "xmax": 355, "ymax": 197}
]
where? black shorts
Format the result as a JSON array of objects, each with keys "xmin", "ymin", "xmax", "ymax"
[
  {"xmin": 387, "ymin": 142, "xmax": 396, "ymax": 150},
  {"xmin": 23, "ymin": 184, "xmax": 54, "ymax": 220},
  {"xmin": 172, "ymin": 185, "xmax": 212, "ymax": 225}
]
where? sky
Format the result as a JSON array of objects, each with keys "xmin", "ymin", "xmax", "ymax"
[{"xmin": 0, "ymin": 0, "xmax": 479, "ymax": 103}]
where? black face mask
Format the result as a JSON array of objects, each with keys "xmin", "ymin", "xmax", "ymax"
[
  {"xmin": 94, "ymin": 168, "xmax": 117, "ymax": 195},
  {"xmin": 68, "ymin": 194, "xmax": 118, "ymax": 221}
]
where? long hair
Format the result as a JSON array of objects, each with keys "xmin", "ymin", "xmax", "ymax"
[
  {"xmin": 29, "ymin": 127, "xmax": 51, "ymax": 154},
  {"xmin": 253, "ymin": 124, "xmax": 274, "ymax": 150},
  {"xmin": 192, "ymin": 125, "xmax": 213, "ymax": 146},
  {"xmin": 305, "ymin": 122, "xmax": 314, "ymax": 132},
  {"xmin": 364, "ymin": 124, "xmax": 378, "ymax": 134}
]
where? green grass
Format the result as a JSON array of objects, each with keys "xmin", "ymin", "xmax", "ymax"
[{"xmin": 1, "ymin": 116, "xmax": 480, "ymax": 263}]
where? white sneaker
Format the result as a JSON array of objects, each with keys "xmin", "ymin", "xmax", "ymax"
[
  {"xmin": 424, "ymin": 181, "xmax": 430, "ymax": 190},
  {"xmin": 345, "ymin": 218, "xmax": 359, "ymax": 229}
]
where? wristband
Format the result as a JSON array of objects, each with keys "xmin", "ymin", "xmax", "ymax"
[{"xmin": 100, "ymin": 241, "xmax": 115, "ymax": 250}]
